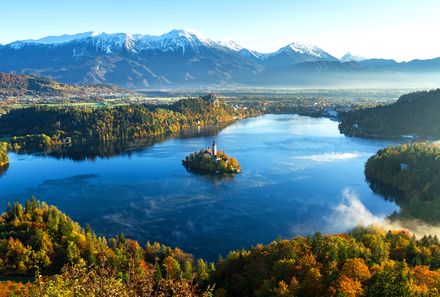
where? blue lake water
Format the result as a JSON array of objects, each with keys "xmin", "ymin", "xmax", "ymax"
[{"xmin": 0, "ymin": 114, "xmax": 398, "ymax": 260}]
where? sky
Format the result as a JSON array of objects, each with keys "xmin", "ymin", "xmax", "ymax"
[{"xmin": 1, "ymin": 0, "xmax": 439, "ymax": 61}]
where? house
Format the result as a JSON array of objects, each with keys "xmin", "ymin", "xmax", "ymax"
[
  {"xmin": 61, "ymin": 137, "xmax": 72, "ymax": 145},
  {"xmin": 400, "ymin": 163, "xmax": 410, "ymax": 170}
]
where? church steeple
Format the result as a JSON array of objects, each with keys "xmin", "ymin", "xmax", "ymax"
[{"xmin": 212, "ymin": 140, "xmax": 217, "ymax": 156}]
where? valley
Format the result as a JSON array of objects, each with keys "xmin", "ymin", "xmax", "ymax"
[
  {"xmin": 1, "ymin": 83, "xmax": 440, "ymax": 296},
  {"xmin": 2, "ymin": 2, "xmax": 440, "ymax": 295}
]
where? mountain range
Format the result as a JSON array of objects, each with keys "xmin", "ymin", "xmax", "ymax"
[{"xmin": 1, "ymin": 29, "xmax": 440, "ymax": 88}]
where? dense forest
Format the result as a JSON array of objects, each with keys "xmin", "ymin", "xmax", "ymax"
[
  {"xmin": 0, "ymin": 198, "xmax": 213, "ymax": 296},
  {"xmin": 365, "ymin": 142, "xmax": 440, "ymax": 224},
  {"xmin": 9, "ymin": 134, "xmax": 63, "ymax": 150},
  {"xmin": 1, "ymin": 198, "xmax": 440, "ymax": 296},
  {"xmin": 339, "ymin": 89, "xmax": 440, "ymax": 138},
  {"xmin": 0, "ymin": 142, "xmax": 8, "ymax": 168},
  {"xmin": 0, "ymin": 95, "xmax": 258, "ymax": 149},
  {"xmin": 213, "ymin": 227, "xmax": 440, "ymax": 297},
  {"xmin": 183, "ymin": 150, "xmax": 241, "ymax": 174}
]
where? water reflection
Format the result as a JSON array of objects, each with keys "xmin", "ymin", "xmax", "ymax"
[
  {"xmin": 16, "ymin": 126, "xmax": 225, "ymax": 161},
  {"xmin": 183, "ymin": 166, "xmax": 237, "ymax": 183},
  {"xmin": 0, "ymin": 163, "xmax": 8, "ymax": 176},
  {"xmin": 0, "ymin": 114, "xmax": 399, "ymax": 261},
  {"xmin": 365, "ymin": 177, "xmax": 404, "ymax": 202},
  {"xmin": 365, "ymin": 176, "xmax": 437, "ymax": 224}
]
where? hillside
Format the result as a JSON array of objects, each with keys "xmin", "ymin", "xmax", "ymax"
[
  {"xmin": 0, "ymin": 198, "xmax": 211, "ymax": 295},
  {"xmin": 365, "ymin": 142, "xmax": 440, "ymax": 224},
  {"xmin": 1, "ymin": 198, "xmax": 440, "ymax": 296},
  {"xmin": 213, "ymin": 227, "xmax": 440, "ymax": 296},
  {"xmin": 0, "ymin": 72, "xmax": 132, "ymax": 98},
  {"xmin": 339, "ymin": 89, "xmax": 440, "ymax": 138},
  {"xmin": 0, "ymin": 95, "xmax": 259, "ymax": 147}
]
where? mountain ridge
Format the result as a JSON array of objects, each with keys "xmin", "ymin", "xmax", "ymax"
[
  {"xmin": 0, "ymin": 72, "xmax": 132, "ymax": 98},
  {"xmin": 6, "ymin": 29, "xmax": 323, "ymax": 56},
  {"xmin": 1, "ymin": 29, "xmax": 440, "ymax": 88}
]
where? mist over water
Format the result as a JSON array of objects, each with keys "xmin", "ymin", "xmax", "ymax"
[
  {"xmin": 328, "ymin": 188, "xmax": 440, "ymax": 238},
  {"xmin": 0, "ymin": 114, "xmax": 402, "ymax": 260}
]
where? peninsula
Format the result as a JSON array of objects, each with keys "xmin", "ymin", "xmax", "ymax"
[
  {"xmin": 365, "ymin": 141, "xmax": 440, "ymax": 224},
  {"xmin": 339, "ymin": 89, "xmax": 440, "ymax": 138},
  {"xmin": 182, "ymin": 141, "xmax": 241, "ymax": 174},
  {"xmin": 0, "ymin": 93, "xmax": 260, "ymax": 150}
]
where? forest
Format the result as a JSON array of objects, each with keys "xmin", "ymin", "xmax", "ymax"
[
  {"xmin": 339, "ymin": 89, "xmax": 440, "ymax": 138},
  {"xmin": 0, "ymin": 142, "xmax": 8, "ymax": 168},
  {"xmin": 0, "ymin": 95, "xmax": 259, "ymax": 149},
  {"xmin": 0, "ymin": 198, "xmax": 214, "ymax": 296},
  {"xmin": 365, "ymin": 142, "xmax": 440, "ymax": 224},
  {"xmin": 1, "ymin": 198, "xmax": 440, "ymax": 296}
]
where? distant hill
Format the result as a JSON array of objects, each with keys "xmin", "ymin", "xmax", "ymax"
[
  {"xmin": 0, "ymin": 72, "xmax": 132, "ymax": 98},
  {"xmin": 339, "ymin": 89, "xmax": 440, "ymax": 138},
  {"xmin": 0, "ymin": 94, "xmax": 259, "ymax": 145},
  {"xmin": 2, "ymin": 29, "xmax": 440, "ymax": 88},
  {"xmin": 341, "ymin": 52, "xmax": 366, "ymax": 62}
]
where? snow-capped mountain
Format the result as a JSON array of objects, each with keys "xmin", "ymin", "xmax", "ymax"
[
  {"xmin": 6, "ymin": 30, "xmax": 334, "ymax": 59},
  {"xmin": 10, "ymin": 31, "xmax": 138, "ymax": 54},
  {"xmin": 10, "ymin": 29, "xmax": 224, "ymax": 53},
  {"xmin": 133, "ymin": 29, "xmax": 219, "ymax": 54},
  {"xmin": 261, "ymin": 41, "xmax": 338, "ymax": 67},
  {"xmin": 216, "ymin": 39, "xmax": 243, "ymax": 51},
  {"xmin": 1, "ymin": 29, "xmax": 439, "ymax": 88},
  {"xmin": 277, "ymin": 42, "xmax": 334, "ymax": 59},
  {"xmin": 11, "ymin": 31, "xmax": 104, "ymax": 47},
  {"xmin": 0, "ymin": 29, "xmax": 338, "ymax": 87},
  {"xmin": 341, "ymin": 52, "xmax": 366, "ymax": 62},
  {"xmin": 0, "ymin": 29, "xmax": 267, "ymax": 87}
]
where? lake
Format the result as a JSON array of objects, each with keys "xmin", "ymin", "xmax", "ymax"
[{"xmin": 0, "ymin": 114, "xmax": 398, "ymax": 261}]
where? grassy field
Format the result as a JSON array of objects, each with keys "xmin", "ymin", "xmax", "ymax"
[{"xmin": 7, "ymin": 96, "xmax": 180, "ymax": 110}]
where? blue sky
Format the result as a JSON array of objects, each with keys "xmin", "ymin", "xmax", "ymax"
[{"xmin": 1, "ymin": 0, "xmax": 439, "ymax": 61}]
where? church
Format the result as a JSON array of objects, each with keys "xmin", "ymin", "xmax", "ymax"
[
  {"xmin": 206, "ymin": 140, "xmax": 221, "ymax": 162},
  {"xmin": 211, "ymin": 140, "xmax": 217, "ymax": 156}
]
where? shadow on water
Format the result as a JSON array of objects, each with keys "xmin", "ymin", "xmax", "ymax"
[
  {"xmin": 0, "ymin": 163, "xmax": 9, "ymax": 176},
  {"xmin": 365, "ymin": 176, "xmax": 406, "ymax": 202},
  {"xmin": 183, "ymin": 166, "xmax": 237, "ymax": 184},
  {"xmin": 364, "ymin": 176, "xmax": 434, "ymax": 224},
  {"xmin": 15, "ymin": 125, "xmax": 227, "ymax": 162}
]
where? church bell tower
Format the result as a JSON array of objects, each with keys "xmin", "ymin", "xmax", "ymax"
[{"xmin": 212, "ymin": 140, "xmax": 217, "ymax": 156}]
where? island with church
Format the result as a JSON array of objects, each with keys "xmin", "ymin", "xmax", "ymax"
[{"xmin": 182, "ymin": 140, "xmax": 241, "ymax": 174}]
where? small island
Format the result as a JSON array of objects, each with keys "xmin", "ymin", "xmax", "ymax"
[{"xmin": 183, "ymin": 141, "xmax": 241, "ymax": 174}]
